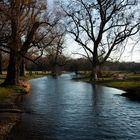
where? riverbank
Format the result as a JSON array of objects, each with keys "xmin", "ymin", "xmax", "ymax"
[
  {"xmin": 101, "ymin": 81, "xmax": 140, "ymax": 100},
  {"xmin": 0, "ymin": 73, "xmax": 47, "ymax": 140},
  {"xmin": 73, "ymin": 72, "xmax": 140, "ymax": 101},
  {"xmin": 0, "ymin": 86, "xmax": 22, "ymax": 140}
]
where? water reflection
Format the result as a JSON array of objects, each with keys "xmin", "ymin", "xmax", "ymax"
[{"xmin": 8, "ymin": 73, "xmax": 140, "ymax": 140}]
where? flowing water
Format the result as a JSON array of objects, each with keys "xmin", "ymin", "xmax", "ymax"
[{"xmin": 8, "ymin": 73, "xmax": 140, "ymax": 140}]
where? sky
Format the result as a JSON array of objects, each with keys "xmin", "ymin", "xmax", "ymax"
[
  {"xmin": 47, "ymin": 0, "xmax": 140, "ymax": 63},
  {"xmin": 64, "ymin": 35, "xmax": 140, "ymax": 62}
]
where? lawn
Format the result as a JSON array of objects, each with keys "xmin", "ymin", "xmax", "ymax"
[
  {"xmin": 0, "ymin": 71, "xmax": 47, "ymax": 102},
  {"xmin": 0, "ymin": 87, "xmax": 19, "ymax": 102},
  {"xmin": 73, "ymin": 71, "xmax": 140, "ymax": 90},
  {"xmin": 99, "ymin": 73, "xmax": 140, "ymax": 89},
  {"xmin": 103, "ymin": 81, "xmax": 140, "ymax": 89}
]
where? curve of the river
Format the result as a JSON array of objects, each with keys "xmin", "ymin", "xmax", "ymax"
[{"xmin": 8, "ymin": 73, "xmax": 140, "ymax": 140}]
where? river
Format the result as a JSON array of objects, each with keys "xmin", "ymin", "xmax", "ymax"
[{"xmin": 8, "ymin": 73, "xmax": 140, "ymax": 140}]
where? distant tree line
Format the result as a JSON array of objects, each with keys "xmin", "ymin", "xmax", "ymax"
[
  {"xmin": 1, "ymin": 49, "xmax": 140, "ymax": 74},
  {"xmin": 19, "ymin": 57, "xmax": 140, "ymax": 73}
]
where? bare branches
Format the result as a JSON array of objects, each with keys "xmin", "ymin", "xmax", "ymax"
[{"xmin": 64, "ymin": 0, "xmax": 140, "ymax": 66}]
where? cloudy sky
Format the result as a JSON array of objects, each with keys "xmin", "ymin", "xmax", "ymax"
[
  {"xmin": 47, "ymin": 0, "xmax": 140, "ymax": 62},
  {"xmin": 64, "ymin": 35, "xmax": 140, "ymax": 62}
]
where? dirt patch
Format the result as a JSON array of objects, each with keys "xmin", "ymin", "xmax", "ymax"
[{"xmin": 0, "ymin": 112, "xmax": 20, "ymax": 140}]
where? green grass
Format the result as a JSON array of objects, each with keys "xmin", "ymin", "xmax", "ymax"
[
  {"xmin": 104, "ymin": 81, "xmax": 140, "ymax": 88},
  {"xmin": 127, "ymin": 73, "xmax": 140, "ymax": 79},
  {"xmin": 100, "ymin": 73, "xmax": 140, "ymax": 89},
  {"xmin": 74, "ymin": 71, "xmax": 140, "ymax": 90},
  {"xmin": 0, "ymin": 87, "xmax": 16, "ymax": 102},
  {"xmin": 0, "ymin": 71, "xmax": 47, "ymax": 102}
]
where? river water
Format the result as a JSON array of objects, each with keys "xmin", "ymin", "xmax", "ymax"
[{"xmin": 8, "ymin": 73, "xmax": 140, "ymax": 140}]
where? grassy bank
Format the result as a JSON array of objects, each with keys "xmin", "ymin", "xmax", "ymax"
[
  {"xmin": 0, "ymin": 84, "xmax": 20, "ymax": 140},
  {"xmin": 73, "ymin": 71, "xmax": 140, "ymax": 100},
  {"xmin": 0, "ymin": 71, "xmax": 49, "ymax": 99},
  {"xmin": 100, "ymin": 80, "xmax": 140, "ymax": 100},
  {"xmin": 0, "ymin": 72, "xmax": 47, "ymax": 140}
]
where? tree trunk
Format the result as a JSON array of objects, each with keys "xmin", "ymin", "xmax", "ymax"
[
  {"xmin": 51, "ymin": 65, "xmax": 57, "ymax": 77},
  {"xmin": 3, "ymin": 50, "xmax": 21, "ymax": 86},
  {"xmin": 90, "ymin": 44, "xmax": 99, "ymax": 82},
  {"xmin": 0, "ymin": 51, "xmax": 2, "ymax": 75},
  {"xmin": 90, "ymin": 66, "xmax": 97, "ymax": 82},
  {"xmin": 20, "ymin": 58, "xmax": 25, "ymax": 76}
]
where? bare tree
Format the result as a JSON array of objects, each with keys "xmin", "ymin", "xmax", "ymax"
[
  {"xmin": 63, "ymin": 0, "xmax": 140, "ymax": 81},
  {"xmin": 0, "ymin": 0, "xmax": 58, "ymax": 85},
  {"xmin": 45, "ymin": 34, "xmax": 66, "ymax": 76},
  {"xmin": 29, "ymin": 3, "xmax": 67, "ymax": 77}
]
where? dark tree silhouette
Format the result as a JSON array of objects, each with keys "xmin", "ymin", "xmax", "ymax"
[
  {"xmin": 0, "ymin": 0, "xmax": 57, "ymax": 85},
  {"xmin": 63, "ymin": 0, "xmax": 140, "ymax": 81}
]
